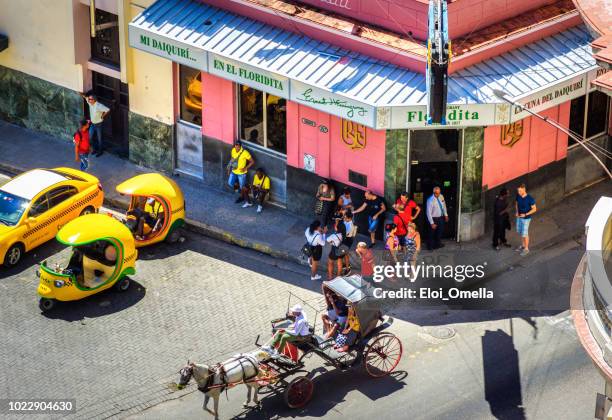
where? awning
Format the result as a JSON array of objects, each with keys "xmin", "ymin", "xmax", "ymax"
[{"xmin": 129, "ymin": 0, "xmax": 598, "ymax": 129}]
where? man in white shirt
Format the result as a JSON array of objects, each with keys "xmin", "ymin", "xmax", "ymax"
[
  {"xmin": 82, "ymin": 93, "xmax": 110, "ymax": 157},
  {"xmin": 426, "ymin": 186, "xmax": 449, "ymax": 250},
  {"xmin": 265, "ymin": 304, "xmax": 310, "ymax": 355}
]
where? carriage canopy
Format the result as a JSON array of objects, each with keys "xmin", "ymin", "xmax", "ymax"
[{"xmin": 323, "ymin": 275, "xmax": 381, "ymax": 337}]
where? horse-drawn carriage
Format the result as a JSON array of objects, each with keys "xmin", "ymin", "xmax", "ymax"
[{"xmin": 178, "ymin": 275, "xmax": 403, "ymax": 418}]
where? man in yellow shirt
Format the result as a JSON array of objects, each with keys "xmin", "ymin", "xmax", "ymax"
[
  {"xmin": 241, "ymin": 168, "xmax": 270, "ymax": 213},
  {"xmin": 227, "ymin": 141, "xmax": 254, "ymax": 203}
]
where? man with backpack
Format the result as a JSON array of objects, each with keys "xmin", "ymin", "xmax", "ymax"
[
  {"xmin": 73, "ymin": 119, "xmax": 91, "ymax": 172},
  {"xmin": 241, "ymin": 167, "xmax": 270, "ymax": 213},
  {"xmin": 227, "ymin": 140, "xmax": 254, "ymax": 203}
]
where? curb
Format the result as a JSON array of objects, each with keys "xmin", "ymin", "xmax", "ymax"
[
  {"xmin": 0, "ymin": 163, "xmax": 306, "ymax": 266},
  {"xmin": 103, "ymin": 196, "xmax": 306, "ymax": 266},
  {"xmin": 0, "ymin": 163, "xmax": 586, "ymax": 273}
]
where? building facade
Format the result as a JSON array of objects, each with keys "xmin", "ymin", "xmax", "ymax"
[{"xmin": 0, "ymin": 0, "xmax": 610, "ymax": 241}]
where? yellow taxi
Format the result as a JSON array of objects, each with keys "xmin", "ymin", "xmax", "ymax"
[{"xmin": 0, "ymin": 168, "xmax": 104, "ymax": 267}]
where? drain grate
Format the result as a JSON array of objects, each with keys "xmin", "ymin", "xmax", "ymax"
[{"xmin": 429, "ymin": 326, "xmax": 456, "ymax": 340}]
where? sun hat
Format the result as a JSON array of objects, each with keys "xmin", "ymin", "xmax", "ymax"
[{"xmin": 290, "ymin": 304, "xmax": 303, "ymax": 313}]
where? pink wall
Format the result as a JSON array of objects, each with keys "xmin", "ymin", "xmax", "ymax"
[
  {"xmin": 201, "ymin": 72, "xmax": 235, "ymax": 144},
  {"xmin": 447, "ymin": 0, "xmax": 559, "ymax": 38},
  {"xmin": 286, "ymin": 101, "xmax": 386, "ymax": 195},
  {"xmin": 482, "ymin": 102, "xmax": 570, "ymax": 188}
]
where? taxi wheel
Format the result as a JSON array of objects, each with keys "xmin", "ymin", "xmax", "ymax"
[
  {"xmin": 39, "ymin": 298, "xmax": 56, "ymax": 312},
  {"xmin": 80, "ymin": 206, "xmax": 95, "ymax": 216},
  {"xmin": 115, "ymin": 277, "xmax": 130, "ymax": 292},
  {"xmin": 3, "ymin": 243, "xmax": 23, "ymax": 267}
]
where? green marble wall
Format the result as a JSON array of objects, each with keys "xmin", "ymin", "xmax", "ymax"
[
  {"xmin": 128, "ymin": 112, "xmax": 173, "ymax": 173},
  {"xmin": 0, "ymin": 65, "xmax": 82, "ymax": 139},
  {"xmin": 384, "ymin": 129, "xmax": 408, "ymax": 206},
  {"xmin": 461, "ymin": 127, "xmax": 485, "ymax": 213}
]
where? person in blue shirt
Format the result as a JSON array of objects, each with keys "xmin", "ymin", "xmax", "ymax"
[
  {"xmin": 426, "ymin": 186, "xmax": 449, "ymax": 250},
  {"xmin": 515, "ymin": 184, "xmax": 537, "ymax": 256}
]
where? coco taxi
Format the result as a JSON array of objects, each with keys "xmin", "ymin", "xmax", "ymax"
[{"xmin": 0, "ymin": 168, "xmax": 104, "ymax": 267}]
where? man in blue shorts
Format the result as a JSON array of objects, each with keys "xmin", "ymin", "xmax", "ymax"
[{"xmin": 515, "ymin": 184, "xmax": 536, "ymax": 256}]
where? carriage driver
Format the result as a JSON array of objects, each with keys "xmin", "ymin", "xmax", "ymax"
[{"xmin": 264, "ymin": 304, "xmax": 310, "ymax": 356}]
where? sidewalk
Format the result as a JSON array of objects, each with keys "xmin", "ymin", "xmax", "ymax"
[{"xmin": 0, "ymin": 120, "xmax": 608, "ymax": 281}]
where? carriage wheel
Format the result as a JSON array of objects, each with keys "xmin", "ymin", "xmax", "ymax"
[
  {"xmin": 283, "ymin": 376, "xmax": 313, "ymax": 408},
  {"xmin": 364, "ymin": 333, "xmax": 403, "ymax": 378}
]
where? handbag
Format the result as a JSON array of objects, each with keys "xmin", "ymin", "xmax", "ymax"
[
  {"xmin": 302, "ymin": 233, "xmax": 319, "ymax": 257},
  {"xmin": 226, "ymin": 149, "xmax": 244, "ymax": 172},
  {"xmin": 334, "ymin": 244, "xmax": 350, "ymax": 257}
]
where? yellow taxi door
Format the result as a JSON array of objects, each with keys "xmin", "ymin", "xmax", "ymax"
[
  {"xmin": 23, "ymin": 194, "xmax": 54, "ymax": 250},
  {"xmin": 45, "ymin": 186, "xmax": 80, "ymax": 232}
]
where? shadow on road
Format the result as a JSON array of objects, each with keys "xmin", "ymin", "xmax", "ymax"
[
  {"xmin": 0, "ymin": 240, "xmax": 64, "ymax": 279},
  {"xmin": 482, "ymin": 328, "xmax": 526, "ymax": 420},
  {"xmin": 40, "ymin": 279, "xmax": 146, "ymax": 321},
  {"xmin": 233, "ymin": 368, "xmax": 408, "ymax": 419}
]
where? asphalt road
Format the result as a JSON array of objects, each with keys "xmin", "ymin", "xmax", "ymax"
[{"xmin": 0, "ymin": 173, "xmax": 604, "ymax": 420}]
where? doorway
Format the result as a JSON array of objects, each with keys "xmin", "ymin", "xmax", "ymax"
[
  {"xmin": 408, "ymin": 129, "xmax": 460, "ymax": 240},
  {"xmin": 90, "ymin": 71, "xmax": 129, "ymax": 157}
]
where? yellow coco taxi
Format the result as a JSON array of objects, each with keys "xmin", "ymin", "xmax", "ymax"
[
  {"xmin": 0, "ymin": 168, "xmax": 104, "ymax": 267},
  {"xmin": 115, "ymin": 173, "xmax": 185, "ymax": 247},
  {"xmin": 37, "ymin": 213, "xmax": 137, "ymax": 311}
]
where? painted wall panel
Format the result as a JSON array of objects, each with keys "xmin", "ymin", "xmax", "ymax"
[
  {"xmin": 201, "ymin": 72, "xmax": 235, "ymax": 144},
  {"xmin": 482, "ymin": 102, "xmax": 571, "ymax": 189},
  {"xmin": 287, "ymin": 101, "xmax": 385, "ymax": 194}
]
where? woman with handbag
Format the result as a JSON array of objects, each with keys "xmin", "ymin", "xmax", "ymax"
[
  {"xmin": 304, "ymin": 220, "xmax": 326, "ymax": 281},
  {"xmin": 341, "ymin": 210, "xmax": 357, "ymax": 275},
  {"xmin": 315, "ymin": 180, "xmax": 336, "ymax": 227},
  {"xmin": 326, "ymin": 219, "xmax": 347, "ymax": 280}
]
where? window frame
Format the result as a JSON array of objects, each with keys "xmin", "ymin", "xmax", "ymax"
[
  {"xmin": 568, "ymin": 91, "xmax": 610, "ymax": 150},
  {"xmin": 237, "ymin": 84, "xmax": 287, "ymax": 157},
  {"xmin": 28, "ymin": 195, "xmax": 49, "ymax": 218},
  {"xmin": 47, "ymin": 186, "xmax": 78, "ymax": 209},
  {"xmin": 177, "ymin": 64, "xmax": 202, "ymax": 126}
]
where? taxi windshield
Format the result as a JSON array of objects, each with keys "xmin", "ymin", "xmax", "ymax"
[{"xmin": 0, "ymin": 190, "xmax": 29, "ymax": 226}]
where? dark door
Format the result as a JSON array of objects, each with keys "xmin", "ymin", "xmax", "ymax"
[
  {"xmin": 409, "ymin": 129, "xmax": 460, "ymax": 240},
  {"xmin": 90, "ymin": 71, "xmax": 129, "ymax": 157}
]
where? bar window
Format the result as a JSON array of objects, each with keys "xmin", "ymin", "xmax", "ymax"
[
  {"xmin": 586, "ymin": 91, "xmax": 609, "ymax": 139},
  {"xmin": 568, "ymin": 92, "xmax": 609, "ymax": 146},
  {"xmin": 179, "ymin": 65, "xmax": 202, "ymax": 125},
  {"xmin": 239, "ymin": 85, "xmax": 286, "ymax": 154}
]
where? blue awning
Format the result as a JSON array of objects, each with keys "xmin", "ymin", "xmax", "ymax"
[{"xmin": 128, "ymin": 0, "xmax": 597, "ymax": 129}]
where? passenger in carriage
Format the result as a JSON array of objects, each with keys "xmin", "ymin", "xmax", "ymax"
[
  {"xmin": 334, "ymin": 304, "xmax": 360, "ymax": 353},
  {"xmin": 127, "ymin": 196, "xmax": 164, "ymax": 240},
  {"xmin": 321, "ymin": 286, "xmax": 348, "ymax": 339}
]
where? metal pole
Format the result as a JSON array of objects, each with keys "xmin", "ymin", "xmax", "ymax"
[
  {"xmin": 493, "ymin": 90, "xmax": 612, "ymax": 180},
  {"xmin": 90, "ymin": 0, "xmax": 97, "ymax": 38}
]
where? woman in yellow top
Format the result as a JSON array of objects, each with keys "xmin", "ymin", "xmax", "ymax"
[
  {"xmin": 227, "ymin": 141, "xmax": 254, "ymax": 202},
  {"xmin": 334, "ymin": 304, "xmax": 360, "ymax": 353},
  {"xmin": 241, "ymin": 167, "xmax": 270, "ymax": 213}
]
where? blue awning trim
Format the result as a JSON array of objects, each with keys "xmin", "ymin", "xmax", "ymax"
[{"xmin": 450, "ymin": 25, "xmax": 597, "ymax": 104}]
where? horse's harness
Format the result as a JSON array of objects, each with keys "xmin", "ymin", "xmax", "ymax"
[{"xmin": 197, "ymin": 354, "xmax": 259, "ymax": 394}]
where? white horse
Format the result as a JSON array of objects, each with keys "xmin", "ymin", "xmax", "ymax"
[{"xmin": 177, "ymin": 349, "xmax": 272, "ymax": 419}]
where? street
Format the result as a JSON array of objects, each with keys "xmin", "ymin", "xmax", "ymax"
[{"xmin": 0, "ymin": 203, "xmax": 603, "ymax": 420}]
